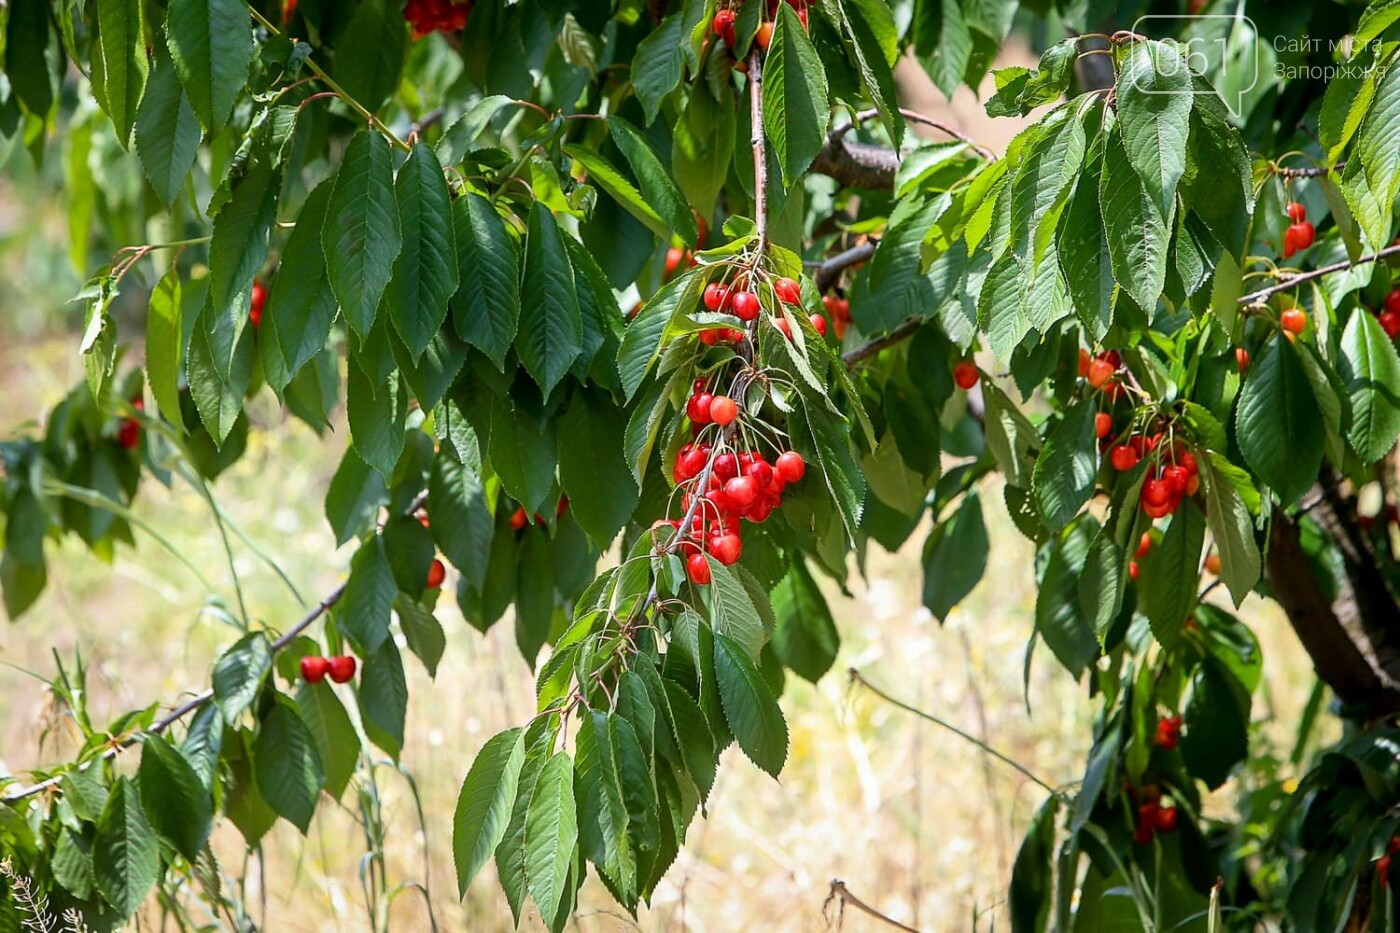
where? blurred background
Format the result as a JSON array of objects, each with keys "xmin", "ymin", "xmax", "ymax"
[{"xmin": 0, "ymin": 33, "xmax": 1327, "ymax": 933}]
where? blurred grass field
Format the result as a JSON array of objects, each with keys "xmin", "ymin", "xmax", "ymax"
[{"xmin": 0, "ymin": 334, "xmax": 1327, "ymax": 932}]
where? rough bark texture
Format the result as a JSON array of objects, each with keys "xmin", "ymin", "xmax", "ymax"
[{"xmin": 810, "ymin": 137, "xmax": 899, "ymax": 190}]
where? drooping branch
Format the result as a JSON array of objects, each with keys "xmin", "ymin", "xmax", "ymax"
[
  {"xmin": 811, "ymin": 137, "xmax": 901, "ymax": 190},
  {"xmin": 1241, "ymin": 242, "xmax": 1400, "ymax": 304},
  {"xmin": 823, "ymin": 879, "xmax": 923, "ymax": 933},
  {"xmin": 3, "ymin": 491, "xmax": 429, "ymax": 804},
  {"xmin": 815, "ymin": 241, "xmax": 876, "ymax": 292}
]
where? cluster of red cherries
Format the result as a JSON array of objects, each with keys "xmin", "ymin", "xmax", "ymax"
[
  {"xmin": 1131, "ymin": 784, "xmax": 1180, "ymax": 845},
  {"xmin": 1377, "ymin": 836, "xmax": 1400, "ymax": 889},
  {"xmin": 403, "ymin": 0, "xmax": 471, "ymax": 38},
  {"xmin": 1281, "ymin": 201, "xmax": 1316, "ymax": 258},
  {"xmin": 697, "ymin": 275, "xmax": 828, "ymax": 344},
  {"xmin": 1155, "ymin": 714, "xmax": 1182, "ymax": 750},
  {"xmin": 1368, "ymin": 287, "xmax": 1400, "ymax": 339},
  {"xmin": 668, "ymin": 384, "xmax": 806, "ymax": 585},
  {"xmin": 299, "ymin": 654, "xmax": 358, "ymax": 683},
  {"xmin": 712, "ymin": 1, "xmax": 809, "ymax": 54},
  {"xmin": 821, "ymin": 295, "xmax": 851, "ymax": 339}
]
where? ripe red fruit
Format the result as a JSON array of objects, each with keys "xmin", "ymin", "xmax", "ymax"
[
  {"xmin": 724, "ymin": 475, "xmax": 760, "ymax": 509},
  {"xmin": 708, "ymin": 395, "xmax": 740, "ymax": 425},
  {"xmin": 1109, "ymin": 445, "xmax": 1139, "ymax": 471},
  {"xmin": 713, "ymin": 452, "xmax": 739, "ymax": 481},
  {"xmin": 1142, "ymin": 478, "xmax": 1172, "ymax": 509},
  {"xmin": 426, "ymin": 558, "xmax": 446, "ymax": 589},
  {"xmin": 1389, "ymin": 836, "xmax": 1400, "ymax": 855},
  {"xmin": 1281, "ymin": 307, "xmax": 1308, "ymax": 335},
  {"xmin": 117, "ymin": 418, "xmax": 140, "ymax": 450},
  {"xmin": 775, "ymin": 451, "xmax": 805, "ymax": 482},
  {"xmin": 687, "ymin": 393, "xmax": 715, "ymax": 424},
  {"xmin": 327, "ymin": 655, "xmax": 358, "ymax": 683},
  {"xmin": 1077, "ymin": 348, "xmax": 1092, "ymax": 378},
  {"xmin": 250, "ymin": 280, "xmax": 267, "ymax": 328},
  {"xmin": 1128, "ymin": 560, "xmax": 1139, "ymax": 580},
  {"xmin": 1294, "ymin": 220, "xmax": 1315, "ymax": 250},
  {"xmin": 1236, "ymin": 347, "xmax": 1250, "ymax": 373},
  {"xmin": 953, "ymin": 361, "xmax": 979, "ymax": 390},
  {"xmin": 1381, "ymin": 310, "xmax": 1400, "ymax": 339},
  {"xmin": 712, "ymin": 8, "xmax": 736, "ymax": 37},
  {"xmin": 1380, "ymin": 854, "xmax": 1393, "ymax": 889},
  {"xmin": 775, "ymin": 317, "xmax": 792, "ymax": 339},
  {"xmin": 774, "ymin": 277, "xmax": 801, "ymax": 303},
  {"xmin": 1177, "ymin": 450, "xmax": 1198, "ymax": 476},
  {"xmin": 1155, "ymin": 715, "xmax": 1182, "ymax": 750},
  {"xmin": 1094, "ymin": 412, "xmax": 1113, "ymax": 439},
  {"xmin": 709, "ymin": 532, "xmax": 742, "ymax": 565},
  {"xmin": 510, "ymin": 507, "xmax": 527, "ymax": 530},
  {"xmin": 732, "ymin": 290, "xmax": 760, "ymax": 321},
  {"xmin": 300, "ymin": 655, "xmax": 329, "ymax": 683},
  {"xmin": 1136, "ymin": 532, "xmax": 1152, "ymax": 559},
  {"xmin": 756, "ymin": 20, "xmax": 773, "ymax": 49},
  {"xmin": 674, "ymin": 445, "xmax": 708, "ymax": 482},
  {"xmin": 1386, "ymin": 289, "xmax": 1400, "ymax": 314},
  {"xmin": 1162, "ymin": 465, "xmax": 1190, "ymax": 498},
  {"xmin": 745, "ymin": 459, "xmax": 773, "ymax": 489},
  {"xmin": 703, "ymin": 282, "xmax": 728, "ymax": 311},
  {"xmin": 1087, "ymin": 358, "xmax": 1116, "ymax": 389},
  {"xmin": 1286, "ymin": 201, "xmax": 1306, "ymax": 223},
  {"xmin": 809, "ymin": 313, "xmax": 828, "ymax": 337},
  {"xmin": 686, "ymin": 552, "xmax": 712, "ymax": 585},
  {"xmin": 1154, "ymin": 807, "xmax": 1179, "ymax": 833},
  {"xmin": 1205, "ymin": 552, "xmax": 1222, "ymax": 575},
  {"xmin": 1283, "ymin": 225, "xmax": 1300, "ymax": 258},
  {"xmin": 1135, "ymin": 803, "xmax": 1160, "ymax": 844}
]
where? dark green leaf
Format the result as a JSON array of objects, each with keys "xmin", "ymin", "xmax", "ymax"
[
  {"xmin": 254, "ymin": 695, "xmax": 324, "ymax": 832},
  {"xmin": 451, "ymin": 192, "xmax": 521, "ymax": 368},
  {"xmin": 295, "ymin": 680, "xmax": 359, "ymax": 800},
  {"xmin": 454, "ymin": 728, "xmax": 527, "ymax": 896},
  {"xmin": 609, "ymin": 116, "xmax": 698, "ymax": 245},
  {"xmin": 212, "ymin": 632, "xmax": 271, "ymax": 722},
  {"xmin": 1234, "ymin": 336, "xmax": 1325, "ymax": 505},
  {"xmin": 714, "ymin": 633, "xmax": 788, "ymax": 777},
  {"xmin": 922, "ymin": 490, "xmax": 989, "ymax": 621},
  {"xmin": 135, "ymin": 41, "xmax": 201, "ymax": 205},
  {"xmin": 1031, "ymin": 401, "xmax": 1097, "ymax": 532},
  {"xmin": 517, "ymin": 202, "xmax": 583, "ymax": 397},
  {"xmin": 772, "ymin": 559, "xmax": 839, "ymax": 682},
  {"xmin": 341, "ymin": 536, "xmax": 396, "ymax": 655},
  {"xmin": 93, "ymin": 778, "xmax": 160, "ymax": 919},
  {"xmin": 262, "ymin": 178, "xmax": 338, "ymax": 391},
  {"xmin": 429, "ymin": 450, "xmax": 494, "ymax": 591},
  {"xmin": 1138, "ymin": 500, "xmax": 1206, "ymax": 649},
  {"xmin": 557, "ymin": 390, "xmax": 638, "ymax": 545},
  {"xmin": 357, "ymin": 638, "xmax": 408, "ymax": 759},
  {"xmin": 524, "ymin": 752, "xmax": 578, "ymax": 923},
  {"xmin": 324, "ymin": 132, "xmax": 401, "ymax": 336},
  {"xmin": 762, "ymin": 5, "xmax": 830, "ymax": 183},
  {"xmin": 385, "ymin": 143, "xmax": 458, "ymax": 359},
  {"xmin": 325, "ymin": 448, "xmax": 388, "ymax": 546},
  {"xmin": 165, "ymin": 0, "xmax": 252, "ymax": 133},
  {"xmin": 138, "ymin": 735, "xmax": 211, "ymax": 861},
  {"xmin": 1340, "ymin": 309, "xmax": 1400, "ymax": 463}
]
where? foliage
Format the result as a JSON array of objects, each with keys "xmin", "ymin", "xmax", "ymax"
[{"xmin": 2, "ymin": 0, "xmax": 1400, "ymax": 929}]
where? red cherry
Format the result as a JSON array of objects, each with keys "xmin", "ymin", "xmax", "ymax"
[
  {"xmin": 687, "ymin": 393, "xmax": 715, "ymax": 424},
  {"xmin": 1094, "ymin": 412, "xmax": 1113, "ymax": 439},
  {"xmin": 686, "ymin": 552, "xmax": 712, "ymax": 585},
  {"xmin": 744, "ymin": 459, "xmax": 773, "ymax": 489},
  {"xmin": 1077, "ymin": 348, "xmax": 1092, "ymax": 378},
  {"xmin": 732, "ymin": 290, "xmax": 761, "ymax": 321},
  {"xmin": 1142, "ymin": 478, "xmax": 1172, "ymax": 509},
  {"xmin": 1154, "ymin": 807, "xmax": 1179, "ymax": 833},
  {"xmin": 1381, "ymin": 310, "xmax": 1400, "ymax": 339},
  {"xmin": 510, "ymin": 507, "xmax": 528, "ymax": 530},
  {"xmin": 1128, "ymin": 560, "xmax": 1139, "ymax": 581},
  {"xmin": 1143, "ymin": 499, "xmax": 1173, "ymax": 519},
  {"xmin": 809, "ymin": 313, "xmax": 828, "ymax": 337},
  {"xmin": 1087, "ymin": 358, "xmax": 1116, "ymax": 389},
  {"xmin": 426, "ymin": 558, "xmax": 446, "ymax": 589},
  {"xmin": 250, "ymin": 280, "xmax": 267, "ymax": 328},
  {"xmin": 1286, "ymin": 201, "xmax": 1306, "ymax": 223},
  {"xmin": 664, "ymin": 247, "xmax": 686, "ymax": 278},
  {"xmin": 953, "ymin": 361, "xmax": 979, "ymax": 390},
  {"xmin": 709, "ymin": 395, "xmax": 740, "ymax": 425},
  {"xmin": 1135, "ymin": 532, "xmax": 1152, "ymax": 559},
  {"xmin": 709, "ymin": 532, "xmax": 742, "ymax": 565},
  {"xmin": 1236, "ymin": 347, "xmax": 1250, "ymax": 373},
  {"xmin": 703, "ymin": 282, "xmax": 727, "ymax": 312},
  {"xmin": 1386, "ymin": 289, "xmax": 1400, "ymax": 314},
  {"xmin": 1205, "ymin": 552, "xmax": 1221, "ymax": 575},
  {"xmin": 674, "ymin": 445, "xmax": 707, "ymax": 482},
  {"xmin": 1162, "ymin": 465, "xmax": 1190, "ymax": 498},
  {"xmin": 756, "ymin": 20, "xmax": 773, "ymax": 49},
  {"xmin": 300, "ymin": 655, "xmax": 329, "ymax": 683},
  {"xmin": 775, "ymin": 317, "xmax": 792, "ymax": 339},
  {"xmin": 1109, "ymin": 445, "xmax": 1139, "ymax": 471},
  {"xmin": 1389, "ymin": 837, "xmax": 1400, "ymax": 855},
  {"xmin": 117, "ymin": 418, "xmax": 140, "ymax": 450},
  {"xmin": 1295, "ymin": 221, "xmax": 1315, "ymax": 250},
  {"xmin": 327, "ymin": 655, "xmax": 358, "ymax": 683},
  {"xmin": 1177, "ymin": 450, "xmax": 1198, "ymax": 476},
  {"xmin": 1155, "ymin": 715, "xmax": 1182, "ymax": 750},
  {"xmin": 1380, "ymin": 855, "xmax": 1393, "ymax": 889},
  {"xmin": 1283, "ymin": 225, "xmax": 1300, "ymax": 258},
  {"xmin": 713, "ymin": 452, "xmax": 739, "ymax": 481},
  {"xmin": 775, "ymin": 451, "xmax": 806, "ymax": 482},
  {"xmin": 724, "ymin": 475, "xmax": 760, "ymax": 509},
  {"xmin": 773, "ymin": 277, "xmax": 801, "ymax": 303},
  {"xmin": 1281, "ymin": 307, "xmax": 1308, "ymax": 335},
  {"xmin": 1135, "ymin": 803, "xmax": 1160, "ymax": 844},
  {"xmin": 711, "ymin": 8, "xmax": 736, "ymax": 36}
]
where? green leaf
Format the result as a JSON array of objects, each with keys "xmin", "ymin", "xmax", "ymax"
[
  {"xmin": 618, "ymin": 271, "xmax": 701, "ymax": 401},
  {"xmin": 713, "ymin": 633, "xmax": 788, "ymax": 777},
  {"xmin": 325, "ymin": 448, "xmax": 388, "ymax": 546},
  {"xmin": 514, "ymin": 528, "xmax": 556, "ymax": 666},
  {"xmin": 1179, "ymin": 659, "xmax": 1249, "ymax": 790},
  {"xmin": 977, "ymin": 249, "xmax": 1032, "ymax": 362},
  {"xmin": 839, "ymin": 0, "xmax": 904, "ymax": 147},
  {"xmin": 631, "ymin": 12, "xmax": 685, "ymax": 125},
  {"xmin": 1318, "ymin": 47, "xmax": 1379, "ymax": 165},
  {"xmin": 383, "ymin": 143, "xmax": 458, "ymax": 360},
  {"xmin": 524, "ymin": 752, "xmax": 579, "ymax": 924},
  {"xmin": 212, "ymin": 631, "xmax": 271, "ymax": 722},
  {"xmin": 332, "ymin": 0, "xmax": 406, "ymax": 115},
  {"xmin": 922, "ymin": 490, "xmax": 989, "ymax": 621},
  {"xmin": 347, "ymin": 363, "xmax": 408, "ymax": 478},
  {"xmin": 708, "ymin": 560, "xmax": 767, "ymax": 660},
  {"xmin": 383, "ymin": 513, "xmax": 435, "ymax": 598},
  {"xmin": 204, "ymin": 163, "xmax": 279, "ymax": 377},
  {"xmin": 1010, "ymin": 104, "xmax": 1087, "ymax": 267},
  {"xmin": 557, "ymin": 391, "xmax": 638, "ymax": 546},
  {"xmin": 1056, "ymin": 159, "xmax": 1114, "ymax": 339},
  {"xmin": 454, "ymin": 728, "xmax": 527, "ymax": 896},
  {"xmin": 357, "ymin": 638, "xmax": 408, "ymax": 759},
  {"xmin": 517, "ymin": 202, "xmax": 583, "ymax": 397},
  {"xmin": 429, "ymin": 450, "xmax": 494, "ymax": 592},
  {"xmin": 1009, "ymin": 795, "xmax": 1059, "ymax": 933},
  {"xmin": 1117, "ymin": 41, "xmax": 1192, "ymax": 221},
  {"xmin": 93, "ymin": 778, "xmax": 160, "ymax": 920},
  {"xmin": 488, "ymin": 393, "xmax": 558, "ymax": 516},
  {"xmin": 1356, "ymin": 50, "xmax": 1400, "ymax": 215},
  {"xmin": 1033, "ymin": 518, "xmax": 1099, "ymax": 677},
  {"xmin": 771, "ymin": 559, "xmax": 839, "ymax": 682},
  {"xmin": 295, "ymin": 680, "xmax": 359, "ymax": 800},
  {"xmin": 565, "ymin": 144, "xmax": 671, "ymax": 240},
  {"xmin": 1078, "ymin": 525, "xmax": 1124, "ymax": 646},
  {"xmin": 575, "ymin": 712, "xmax": 639, "ymax": 899},
  {"xmin": 672, "ymin": 84, "xmax": 735, "ymax": 218},
  {"xmin": 1202, "ymin": 454, "xmax": 1262, "ymax": 608},
  {"xmin": 608, "ymin": 116, "xmax": 698, "ymax": 245},
  {"xmin": 134, "ymin": 40, "xmax": 201, "ymax": 205},
  {"xmin": 800, "ymin": 402, "xmax": 865, "ymax": 539},
  {"xmin": 913, "ymin": 0, "xmax": 971, "ymax": 99},
  {"xmin": 1234, "ymin": 336, "xmax": 1325, "ymax": 505},
  {"xmin": 181, "ymin": 704, "xmax": 224, "ymax": 789},
  {"xmin": 254, "ymin": 695, "xmax": 325, "ymax": 833},
  {"xmin": 762, "ymin": 5, "xmax": 830, "ymax": 183},
  {"xmin": 1099, "ymin": 123, "xmax": 1168, "ymax": 313},
  {"xmin": 396, "ymin": 593, "xmax": 446, "ymax": 676},
  {"xmin": 165, "ymin": 0, "xmax": 252, "ymax": 133},
  {"xmin": 1340, "ymin": 309, "xmax": 1400, "ymax": 464},
  {"xmin": 341, "ymin": 536, "xmax": 396, "ymax": 655},
  {"xmin": 859, "ymin": 195, "xmax": 945, "ymax": 333},
  {"xmin": 1138, "ymin": 501, "xmax": 1205, "ymax": 648},
  {"xmin": 262, "ymin": 179, "xmax": 339, "ymax": 391},
  {"xmin": 94, "ymin": 0, "xmax": 148, "ymax": 145},
  {"xmin": 1031, "ymin": 401, "xmax": 1097, "ymax": 532},
  {"xmin": 324, "ymin": 131, "xmax": 402, "ymax": 337},
  {"xmin": 145, "ymin": 268, "xmax": 184, "ymax": 424},
  {"xmin": 137, "ymin": 735, "xmax": 211, "ymax": 861}
]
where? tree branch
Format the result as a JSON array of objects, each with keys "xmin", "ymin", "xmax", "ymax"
[
  {"xmin": 815, "ymin": 242, "xmax": 876, "ymax": 292},
  {"xmin": 1241, "ymin": 243, "xmax": 1400, "ymax": 304},
  {"xmin": 823, "ymin": 879, "xmax": 923, "ymax": 933},
  {"xmin": 810, "ymin": 137, "xmax": 901, "ymax": 190},
  {"xmin": 749, "ymin": 46, "xmax": 769, "ymax": 249},
  {"xmin": 2, "ymin": 491, "xmax": 429, "ymax": 804}
]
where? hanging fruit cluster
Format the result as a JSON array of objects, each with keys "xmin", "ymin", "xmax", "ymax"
[
  {"xmin": 1282, "ymin": 201, "xmax": 1315, "ymax": 258},
  {"xmin": 403, "ymin": 0, "xmax": 471, "ymax": 38},
  {"xmin": 1132, "ymin": 786, "xmax": 1180, "ymax": 845},
  {"xmin": 1368, "ymin": 286, "xmax": 1400, "ymax": 339}
]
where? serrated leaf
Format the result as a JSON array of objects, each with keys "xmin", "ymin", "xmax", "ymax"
[
  {"xmin": 713, "ymin": 633, "xmax": 787, "ymax": 777},
  {"xmin": 332, "ymin": 0, "xmax": 405, "ymax": 114},
  {"xmin": 137, "ymin": 735, "xmax": 211, "ymax": 861},
  {"xmin": 1078, "ymin": 525, "xmax": 1123, "ymax": 645},
  {"xmin": 609, "ymin": 116, "xmax": 697, "ymax": 245},
  {"xmin": 1033, "ymin": 518, "xmax": 1099, "ymax": 677},
  {"xmin": 346, "ymin": 362, "xmax": 408, "ymax": 478},
  {"xmin": 357, "ymin": 638, "xmax": 408, "ymax": 759},
  {"xmin": 1179, "ymin": 659, "xmax": 1249, "ymax": 790},
  {"xmin": 454, "ymin": 728, "xmax": 526, "ymax": 896},
  {"xmin": 1341, "ymin": 301, "xmax": 1400, "ymax": 464},
  {"xmin": 340, "ymin": 536, "xmax": 395, "ymax": 655},
  {"xmin": 451, "ymin": 193, "xmax": 520, "ymax": 368},
  {"xmin": 384, "ymin": 143, "xmax": 458, "ymax": 359},
  {"xmin": 517, "ymin": 202, "xmax": 583, "ymax": 397},
  {"xmin": 1202, "ymin": 453, "xmax": 1261, "ymax": 607},
  {"xmin": 557, "ymin": 390, "xmax": 638, "ymax": 545},
  {"xmin": 618, "ymin": 272, "xmax": 701, "ymax": 400},
  {"xmin": 93, "ymin": 779, "xmax": 160, "ymax": 920},
  {"xmin": 922, "ymin": 490, "xmax": 989, "ymax": 620},
  {"xmin": 1099, "ymin": 124, "xmax": 1167, "ymax": 313},
  {"xmin": 488, "ymin": 393, "xmax": 557, "ymax": 516},
  {"xmin": 1234, "ymin": 336, "xmax": 1324, "ymax": 504},
  {"xmin": 324, "ymin": 132, "xmax": 401, "ymax": 336},
  {"xmin": 262, "ymin": 178, "xmax": 338, "ymax": 391},
  {"xmin": 165, "ymin": 0, "xmax": 252, "ymax": 133},
  {"xmin": 762, "ymin": 5, "xmax": 829, "ymax": 183},
  {"xmin": 145, "ymin": 268, "xmax": 183, "ymax": 424},
  {"xmin": 295, "ymin": 680, "xmax": 359, "ymax": 800},
  {"xmin": 1117, "ymin": 41, "xmax": 1192, "ymax": 221},
  {"xmin": 134, "ymin": 42, "xmax": 201, "ymax": 204},
  {"xmin": 211, "ymin": 631, "xmax": 271, "ymax": 722},
  {"xmin": 631, "ymin": 13, "xmax": 685, "ymax": 125},
  {"xmin": 254, "ymin": 695, "xmax": 324, "ymax": 833},
  {"xmin": 94, "ymin": 0, "xmax": 148, "ymax": 145},
  {"xmin": 325, "ymin": 448, "xmax": 388, "ymax": 546},
  {"xmin": 771, "ymin": 558, "xmax": 839, "ymax": 682},
  {"xmin": 524, "ymin": 752, "xmax": 578, "ymax": 923},
  {"xmin": 429, "ymin": 450, "xmax": 494, "ymax": 591},
  {"xmin": 1057, "ymin": 154, "xmax": 1115, "ymax": 339},
  {"xmin": 1138, "ymin": 500, "xmax": 1205, "ymax": 648},
  {"xmin": 1031, "ymin": 401, "xmax": 1097, "ymax": 532}
]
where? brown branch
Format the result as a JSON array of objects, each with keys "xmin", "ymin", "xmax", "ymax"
[
  {"xmin": 830, "ymin": 107, "xmax": 996, "ymax": 161},
  {"xmin": 842, "ymin": 317, "xmax": 921, "ymax": 367},
  {"xmin": 815, "ymin": 242, "xmax": 876, "ymax": 292},
  {"xmin": 3, "ymin": 491, "xmax": 429, "ymax": 804},
  {"xmin": 749, "ymin": 46, "xmax": 768, "ymax": 248},
  {"xmin": 810, "ymin": 137, "xmax": 901, "ymax": 190},
  {"xmin": 1241, "ymin": 243, "xmax": 1400, "ymax": 304},
  {"xmin": 1274, "ymin": 163, "xmax": 1344, "ymax": 179},
  {"xmin": 823, "ymin": 879, "xmax": 923, "ymax": 933}
]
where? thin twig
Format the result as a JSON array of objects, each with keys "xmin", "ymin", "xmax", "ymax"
[
  {"xmin": 1240, "ymin": 242, "xmax": 1400, "ymax": 304},
  {"xmin": 1274, "ymin": 163, "xmax": 1344, "ymax": 179},
  {"xmin": 815, "ymin": 242, "xmax": 876, "ymax": 292},
  {"xmin": 823, "ymin": 879, "xmax": 922, "ymax": 933},
  {"xmin": 749, "ymin": 47, "xmax": 769, "ymax": 250},
  {"xmin": 841, "ymin": 317, "xmax": 922, "ymax": 367},
  {"xmin": 831, "ymin": 108, "xmax": 996, "ymax": 161},
  {"xmin": 2, "ymin": 491, "xmax": 428, "ymax": 803}
]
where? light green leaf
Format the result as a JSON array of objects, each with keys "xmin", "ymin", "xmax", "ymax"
[
  {"xmin": 1202, "ymin": 453, "xmax": 1261, "ymax": 607},
  {"xmin": 145, "ymin": 268, "xmax": 184, "ymax": 425},
  {"xmin": 454, "ymin": 728, "xmax": 527, "ymax": 896},
  {"xmin": 524, "ymin": 753, "xmax": 579, "ymax": 924},
  {"xmin": 1340, "ymin": 309, "xmax": 1400, "ymax": 463},
  {"xmin": 1117, "ymin": 41, "xmax": 1192, "ymax": 221},
  {"xmin": 94, "ymin": 0, "xmax": 147, "ymax": 144},
  {"xmin": 714, "ymin": 633, "xmax": 788, "ymax": 777},
  {"xmin": 762, "ymin": 4, "xmax": 830, "ymax": 183}
]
